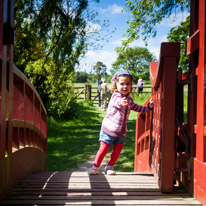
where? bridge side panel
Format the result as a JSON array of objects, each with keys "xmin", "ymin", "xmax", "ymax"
[
  {"xmin": 192, "ymin": 0, "xmax": 206, "ymax": 203},
  {"xmin": 0, "ymin": 0, "xmax": 48, "ymax": 201},
  {"xmin": 0, "ymin": 0, "xmax": 7, "ymax": 160},
  {"xmin": 149, "ymin": 83, "xmax": 162, "ymax": 182},
  {"xmin": 134, "ymin": 100, "xmax": 152, "ymax": 172}
]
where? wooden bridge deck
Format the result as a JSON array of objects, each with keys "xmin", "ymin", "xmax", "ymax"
[{"xmin": 0, "ymin": 171, "xmax": 202, "ymax": 206}]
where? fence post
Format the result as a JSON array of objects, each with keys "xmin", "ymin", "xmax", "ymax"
[{"xmin": 85, "ymin": 84, "xmax": 91, "ymax": 100}]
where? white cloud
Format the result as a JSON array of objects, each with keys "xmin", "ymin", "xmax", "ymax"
[
  {"xmin": 78, "ymin": 35, "xmax": 167, "ymax": 73},
  {"xmin": 146, "ymin": 35, "xmax": 168, "ymax": 59},
  {"xmin": 100, "ymin": 4, "xmax": 124, "ymax": 15},
  {"xmin": 85, "ymin": 22, "xmax": 101, "ymax": 34},
  {"xmin": 160, "ymin": 11, "xmax": 190, "ymax": 28},
  {"xmin": 79, "ymin": 9, "xmax": 189, "ymax": 73},
  {"xmin": 129, "ymin": 40, "xmax": 147, "ymax": 48},
  {"xmin": 110, "ymin": 38, "xmax": 126, "ymax": 46},
  {"xmin": 79, "ymin": 50, "xmax": 117, "ymax": 73},
  {"xmin": 111, "ymin": 35, "xmax": 168, "ymax": 60},
  {"xmin": 128, "ymin": 39, "xmax": 160, "ymax": 59}
]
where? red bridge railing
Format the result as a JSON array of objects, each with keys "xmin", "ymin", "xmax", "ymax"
[
  {"xmin": 0, "ymin": 0, "xmax": 47, "ymax": 200},
  {"xmin": 12, "ymin": 66, "xmax": 47, "ymax": 154},
  {"xmin": 134, "ymin": 97, "xmax": 152, "ymax": 173},
  {"xmin": 0, "ymin": 65, "xmax": 48, "ymax": 201}
]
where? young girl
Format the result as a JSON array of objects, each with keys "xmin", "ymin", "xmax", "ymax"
[{"xmin": 88, "ymin": 70, "xmax": 153, "ymax": 175}]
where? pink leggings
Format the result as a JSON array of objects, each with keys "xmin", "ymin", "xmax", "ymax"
[{"xmin": 93, "ymin": 141, "xmax": 124, "ymax": 167}]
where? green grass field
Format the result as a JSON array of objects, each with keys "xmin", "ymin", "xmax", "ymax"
[{"xmin": 47, "ymin": 93, "xmax": 151, "ymax": 172}]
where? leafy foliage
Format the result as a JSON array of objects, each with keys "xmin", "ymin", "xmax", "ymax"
[
  {"xmin": 13, "ymin": 0, "xmax": 112, "ymax": 118},
  {"xmin": 25, "ymin": 59, "xmax": 76, "ymax": 118},
  {"xmin": 111, "ymin": 47, "xmax": 156, "ymax": 82},
  {"xmin": 14, "ymin": 0, "xmax": 93, "ymax": 72},
  {"xmin": 75, "ymin": 71, "xmax": 88, "ymax": 83},
  {"xmin": 167, "ymin": 16, "xmax": 190, "ymax": 71},
  {"xmin": 93, "ymin": 61, "xmax": 107, "ymax": 81},
  {"xmin": 119, "ymin": 0, "xmax": 190, "ymax": 51}
]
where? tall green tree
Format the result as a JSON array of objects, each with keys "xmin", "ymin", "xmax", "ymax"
[
  {"xmin": 14, "ymin": 0, "xmax": 110, "ymax": 118},
  {"xmin": 120, "ymin": 0, "xmax": 190, "ymax": 51},
  {"xmin": 93, "ymin": 61, "xmax": 107, "ymax": 81},
  {"xmin": 112, "ymin": 47, "xmax": 156, "ymax": 82},
  {"xmin": 75, "ymin": 71, "xmax": 88, "ymax": 83},
  {"xmin": 14, "ymin": 0, "xmax": 97, "ymax": 72}
]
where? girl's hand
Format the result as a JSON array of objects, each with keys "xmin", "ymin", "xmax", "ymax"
[
  {"xmin": 149, "ymin": 97, "xmax": 154, "ymax": 109},
  {"xmin": 121, "ymin": 97, "xmax": 128, "ymax": 106}
]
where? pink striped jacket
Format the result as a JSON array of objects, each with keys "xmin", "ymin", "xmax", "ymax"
[{"xmin": 101, "ymin": 92, "xmax": 151, "ymax": 137}]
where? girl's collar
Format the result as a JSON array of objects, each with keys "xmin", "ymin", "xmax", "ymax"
[{"xmin": 114, "ymin": 91, "xmax": 130, "ymax": 98}]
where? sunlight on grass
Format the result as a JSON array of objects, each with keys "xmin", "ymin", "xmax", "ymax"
[
  {"xmin": 47, "ymin": 103, "xmax": 105, "ymax": 171},
  {"xmin": 47, "ymin": 93, "xmax": 151, "ymax": 172}
]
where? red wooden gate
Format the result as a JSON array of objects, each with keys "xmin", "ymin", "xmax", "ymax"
[
  {"xmin": 134, "ymin": 42, "xmax": 180, "ymax": 193},
  {"xmin": 186, "ymin": 0, "xmax": 206, "ymax": 203},
  {"xmin": 135, "ymin": 0, "xmax": 206, "ymax": 204}
]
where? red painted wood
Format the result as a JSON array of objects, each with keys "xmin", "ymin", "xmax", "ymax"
[
  {"xmin": 13, "ymin": 77, "xmax": 24, "ymax": 120},
  {"xmin": 186, "ymin": 30, "xmax": 199, "ymax": 55},
  {"xmin": 136, "ymin": 1, "xmax": 206, "ymax": 200},
  {"xmin": 150, "ymin": 85, "xmax": 161, "ymax": 182},
  {"xmin": 194, "ymin": 158, "xmax": 206, "ymax": 204},
  {"xmin": 160, "ymin": 56, "xmax": 177, "ymax": 192},
  {"xmin": 0, "ymin": 0, "xmax": 3, "ymax": 59},
  {"xmin": 135, "ymin": 42, "xmax": 180, "ymax": 192},
  {"xmin": 0, "ymin": 0, "xmax": 7, "ymax": 159},
  {"xmin": 25, "ymin": 85, "xmax": 34, "ymax": 123},
  {"xmin": 191, "ymin": 0, "xmax": 206, "ymax": 204},
  {"xmin": 150, "ymin": 61, "xmax": 160, "ymax": 89},
  {"xmin": 134, "ymin": 98, "xmax": 152, "ymax": 173},
  {"xmin": 0, "ymin": 1, "xmax": 48, "ymax": 201},
  {"xmin": 196, "ymin": 0, "xmax": 206, "ymax": 163}
]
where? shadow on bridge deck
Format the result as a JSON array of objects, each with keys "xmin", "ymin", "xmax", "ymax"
[{"xmin": 0, "ymin": 171, "xmax": 202, "ymax": 206}]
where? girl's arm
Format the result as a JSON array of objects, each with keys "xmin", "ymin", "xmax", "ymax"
[{"xmin": 129, "ymin": 97, "xmax": 153, "ymax": 112}]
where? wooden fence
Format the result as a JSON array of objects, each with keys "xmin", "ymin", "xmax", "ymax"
[{"xmin": 73, "ymin": 84, "xmax": 152, "ymax": 105}]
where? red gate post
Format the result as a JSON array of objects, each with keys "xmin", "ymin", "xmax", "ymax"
[
  {"xmin": 0, "ymin": 0, "xmax": 14, "ymax": 157},
  {"xmin": 153, "ymin": 43, "xmax": 180, "ymax": 192},
  {"xmin": 135, "ymin": 43, "xmax": 180, "ymax": 193},
  {"xmin": 160, "ymin": 53, "xmax": 178, "ymax": 192}
]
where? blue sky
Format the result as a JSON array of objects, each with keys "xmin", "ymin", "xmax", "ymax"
[{"xmin": 78, "ymin": 0, "xmax": 189, "ymax": 74}]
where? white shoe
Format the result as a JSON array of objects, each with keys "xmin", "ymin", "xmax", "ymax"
[
  {"xmin": 88, "ymin": 166, "xmax": 99, "ymax": 175},
  {"xmin": 105, "ymin": 165, "xmax": 116, "ymax": 175}
]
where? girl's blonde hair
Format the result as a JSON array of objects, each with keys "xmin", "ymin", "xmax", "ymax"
[{"xmin": 110, "ymin": 74, "xmax": 133, "ymax": 94}]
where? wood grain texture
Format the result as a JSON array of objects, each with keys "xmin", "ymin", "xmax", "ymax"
[{"xmin": 0, "ymin": 171, "xmax": 202, "ymax": 205}]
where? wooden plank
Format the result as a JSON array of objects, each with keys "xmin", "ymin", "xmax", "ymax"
[
  {"xmin": 0, "ymin": 199, "xmax": 201, "ymax": 205},
  {"xmin": 186, "ymin": 29, "xmax": 199, "ymax": 55},
  {"xmin": 13, "ymin": 185, "xmax": 159, "ymax": 189},
  {"xmin": 9, "ymin": 191, "xmax": 175, "ymax": 196},
  {"xmin": 0, "ymin": 171, "xmax": 201, "ymax": 205},
  {"xmin": 4, "ymin": 195, "xmax": 200, "ymax": 201}
]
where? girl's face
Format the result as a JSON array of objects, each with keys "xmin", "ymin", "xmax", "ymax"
[{"xmin": 116, "ymin": 76, "xmax": 132, "ymax": 97}]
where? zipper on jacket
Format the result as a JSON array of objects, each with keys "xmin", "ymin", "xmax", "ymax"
[{"xmin": 121, "ymin": 106, "xmax": 128, "ymax": 135}]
